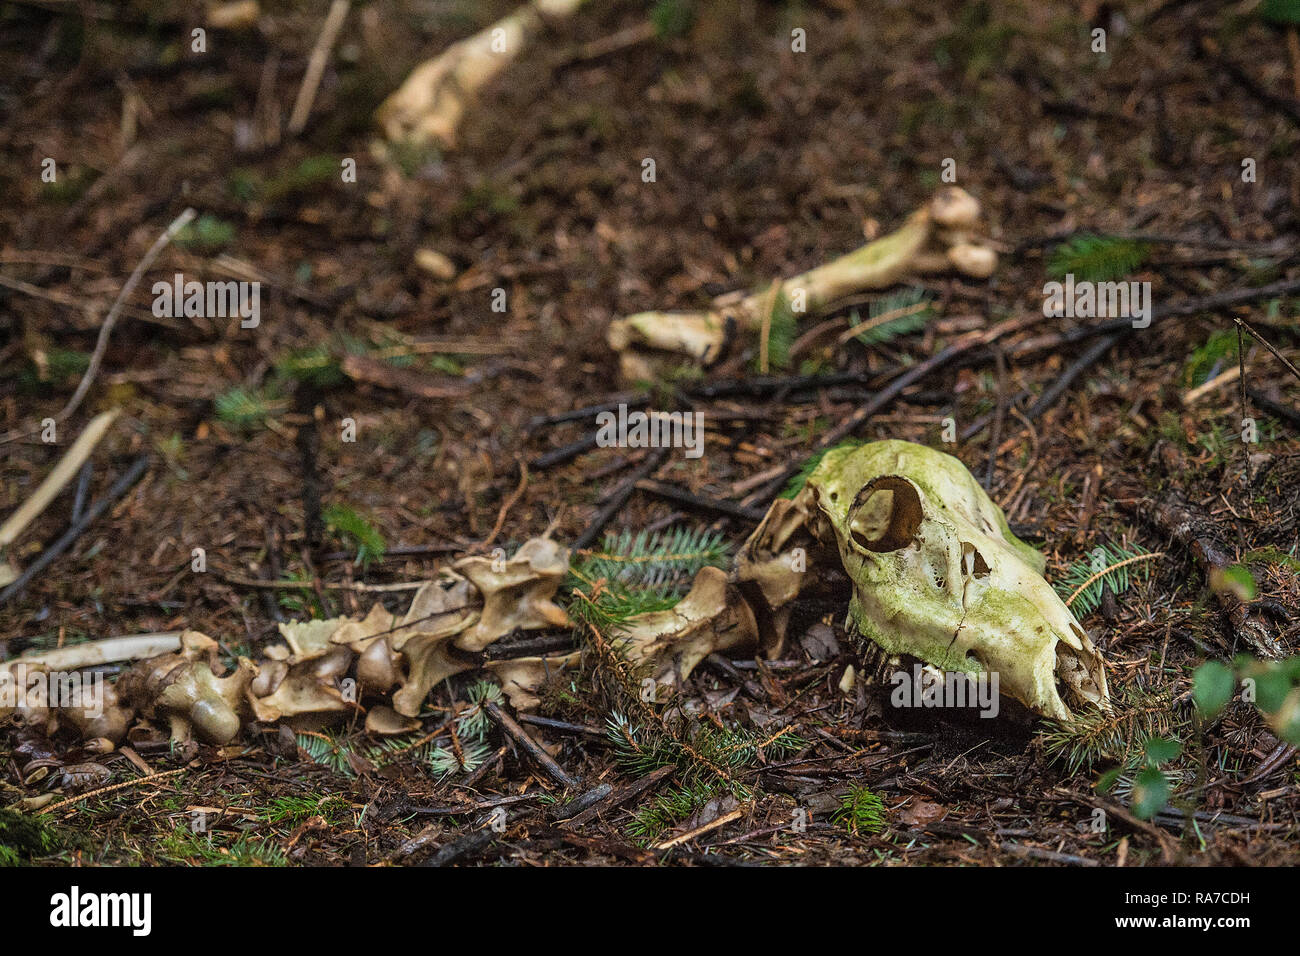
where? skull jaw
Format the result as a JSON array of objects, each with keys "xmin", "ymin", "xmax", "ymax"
[{"xmin": 845, "ymin": 577, "xmax": 1108, "ymax": 724}]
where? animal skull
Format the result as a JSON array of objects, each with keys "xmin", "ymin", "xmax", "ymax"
[{"xmin": 795, "ymin": 440, "xmax": 1109, "ymax": 722}]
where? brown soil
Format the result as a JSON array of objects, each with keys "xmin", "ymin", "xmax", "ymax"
[{"xmin": 1, "ymin": 0, "xmax": 1298, "ymax": 866}]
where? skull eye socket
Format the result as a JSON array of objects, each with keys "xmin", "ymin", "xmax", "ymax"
[{"xmin": 847, "ymin": 476, "xmax": 923, "ymax": 553}]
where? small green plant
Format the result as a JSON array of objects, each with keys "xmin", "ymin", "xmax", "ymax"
[
  {"xmin": 0, "ymin": 807, "xmax": 61, "ymax": 864},
  {"xmin": 456, "ymin": 679, "xmax": 503, "ymax": 740},
  {"xmin": 424, "ymin": 742, "xmax": 491, "ymax": 776},
  {"xmin": 1207, "ymin": 564, "xmax": 1257, "ymax": 603},
  {"xmin": 323, "ymin": 504, "xmax": 386, "ymax": 568},
  {"xmin": 1048, "ymin": 234, "xmax": 1150, "ymax": 283},
  {"xmin": 571, "ymin": 527, "xmax": 730, "ymax": 592},
  {"xmin": 567, "ymin": 526, "xmax": 732, "ymax": 632},
  {"xmin": 605, "ymin": 712, "xmax": 802, "ymax": 792},
  {"xmin": 650, "ymin": 0, "xmax": 694, "ymax": 38},
  {"xmin": 1260, "ymin": 0, "xmax": 1300, "ymax": 25},
  {"xmin": 158, "ymin": 825, "xmax": 287, "ymax": 866},
  {"xmin": 1041, "ymin": 686, "xmax": 1186, "ymax": 775},
  {"xmin": 295, "ymin": 730, "xmax": 355, "ymax": 776},
  {"xmin": 833, "ymin": 785, "xmax": 887, "ymax": 835},
  {"xmin": 276, "ymin": 345, "xmax": 346, "ymax": 387},
  {"xmin": 214, "ymin": 385, "xmax": 282, "ymax": 429},
  {"xmin": 296, "ymin": 678, "xmax": 504, "ymax": 779},
  {"xmin": 628, "ymin": 781, "xmax": 718, "ymax": 841},
  {"xmin": 261, "ymin": 155, "xmax": 339, "ymax": 204},
  {"xmin": 779, "ymin": 438, "xmax": 865, "ymax": 499},
  {"xmin": 1241, "ymin": 546, "xmax": 1300, "ymax": 576},
  {"xmin": 1183, "ymin": 329, "xmax": 1239, "ymax": 387},
  {"xmin": 17, "ymin": 348, "xmax": 90, "ymax": 393},
  {"xmin": 276, "ymin": 569, "xmax": 319, "ymax": 616},
  {"xmin": 933, "ymin": 0, "xmax": 1016, "ymax": 81},
  {"xmin": 1193, "ymin": 655, "xmax": 1300, "ymax": 745},
  {"xmin": 175, "ymin": 214, "xmax": 236, "ymax": 252},
  {"xmin": 1099, "ymin": 736, "xmax": 1181, "ymax": 821},
  {"xmin": 452, "ymin": 179, "xmax": 520, "ymax": 218},
  {"xmin": 259, "ymin": 794, "xmax": 350, "ymax": 828}
]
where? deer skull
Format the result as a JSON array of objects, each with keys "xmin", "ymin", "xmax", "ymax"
[{"xmin": 796, "ymin": 440, "xmax": 1108, "ymax": 722}]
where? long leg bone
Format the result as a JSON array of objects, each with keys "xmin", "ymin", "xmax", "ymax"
[{"xmin": 606, "ymin": 189, "xmax": 997, "ymax": 381}]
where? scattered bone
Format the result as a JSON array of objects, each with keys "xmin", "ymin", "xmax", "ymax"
[
  {"xmin": 735, "ymin": 493, "xmax": 829, "ymax": 659},
  {"xmin": 606, "ymin": 188, "xmax": 999, "ymax": 381},
  {"xmin": 778, "ymin": 441, "xmax": 1109, "ymax": 721},
  {"xmin": 364, "ymin": 704, "xmax": 420, "ymax": 736},
  {"xmin": 207, "ymin": 1, "xmax": 261, "ymax": 30},
  {"xmin": 3, "ymin": 632, "xmax": 182, "ymax": 672},
  {"xmin": 484, "ymin": 653, "xmax": 579, "ymax": 710},
  {"xmin": 608, "ymin": 441, "xmax": 1110, "ymax": 721},
  {"xmin": 0, "ymin": 409, "xmax": 120, "ymax": 587},
  {"xmin": 414, "ymin": 248, "xmax": 458, "ymax": 280},
  {"xmin": 384, "ymin": 576, "xmax": 479, "ymax": 716},
  {"xmin": 120, "ymin": 632, "xmax": 256, "ymax": 745},
  {"xmin": 376, "ymin": 0, "xmax": 591, "ymax": 148},
  {"xmin": 614, "ymin": 566, "xmax": 758, "ymax": 693},
  {"xmin": 453, "ymin": 538, "xmax": 571, "ymax": 652},
  {"xmin": 248, "ymin": 645, "xmax": 354, "ymax": 724}
]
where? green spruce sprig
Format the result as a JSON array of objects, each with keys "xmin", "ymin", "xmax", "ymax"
[
  {"xmin": 1040, "ymin": 687, "xmax": 1186, "ymax": 775},
  {"xmin": 1048, "ymin": 234, "xmax": 1150, "ymax": 282},
  {"xmin": 1056, "ymin": 541, "xmax": 1160, "ymax": 615},
  {"xmin": 848, "ymin": 287, "xmax": 933, "ymax": 346}
]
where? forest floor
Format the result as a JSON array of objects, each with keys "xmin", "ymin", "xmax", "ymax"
[{"xmin": 2, "ymin": 0, "xmax": 1299, "ymax": 866}]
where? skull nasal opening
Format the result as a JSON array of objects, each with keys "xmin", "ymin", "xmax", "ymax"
[{"xmin": 847, "ymin": 476, "xmax": 923, "ymax": 552}]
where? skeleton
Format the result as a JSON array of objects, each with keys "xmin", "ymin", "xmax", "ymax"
[{"xmin": 1, "ymin": 441, "xmax": 1106, "ymax": 749}]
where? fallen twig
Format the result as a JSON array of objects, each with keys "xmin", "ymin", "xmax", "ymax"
[
  {"xmin": 287, "ymin": 0, "xmax": 351, "ymax": 136},
  {"xmin": 572, "ymin": 449, "xmax": 667, "ymax": 550},
  {"xmin": 42, "ymin": 766, "xmax": 188, "ymax": 817},
  {"xmin": 484, "ymin": 700, "xmax": 581, "ymax": 790},
  {"xmin": 634, "ymin": 479, "xmax": 767, "ymax": 523},
  {"xmin": 530, "ymin": 433, "xmax": 600, "ymax": 470},
  {"xmin": 1247, "ymin": 388, "xmax": 1300, "ymax": 430},
  {"xmin": 1022, "ymin": 275, "xmax": 1300, "ymax": 425},
  {"xmin": 58, "ymin": 208, "xmax": 196, "ymax": 425},
  {"xmin": 562, "ymin": 764, "xmax": 675, "ymax": 828},
  {"xmin": 654, "ymin": 805, "xmax": 746, "ymax": 850},
  {"xmin": 1001, "ymin": 843, "xmax": 1100, "ymax": 866},
  {"xmin": 0, "ymin": 454, "xmax": 151, "ymax": 606},
  {"xmin": 749, "ymin": 316, "xmax": 1045, "ymax": 505}
]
